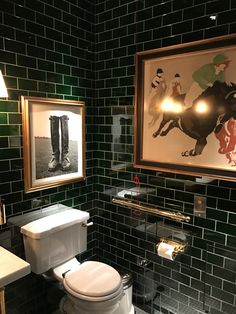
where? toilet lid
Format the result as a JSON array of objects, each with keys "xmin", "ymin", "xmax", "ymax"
[{"xmin": 63, "ymin": 261, "xmax": 122, "ymax": 298}]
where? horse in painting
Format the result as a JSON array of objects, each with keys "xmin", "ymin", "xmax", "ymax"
[{"xmin": 152, "ymin": 81, "xmax": 236, "ymax": 157}]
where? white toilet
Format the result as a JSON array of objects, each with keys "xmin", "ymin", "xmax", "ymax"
[{"xmin": 20, "ymin": 207, "xmax": 134, "ymax": 314}]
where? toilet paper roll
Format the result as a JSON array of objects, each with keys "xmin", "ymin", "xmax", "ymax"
[{"xmin": 157, "ymin": 242, "xmax": 175, "ymax": 260}]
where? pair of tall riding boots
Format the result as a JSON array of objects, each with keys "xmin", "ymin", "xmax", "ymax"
[{"xmin": 48, "ymin": 115, "xmax": 71, "ymax": 171}]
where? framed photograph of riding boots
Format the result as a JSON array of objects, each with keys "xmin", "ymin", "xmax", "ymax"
[
  {"xmin": 21, "ymin": 96, "xmax": 85, "ymax": 192},
  {"xmin": 134, "ymin": 35, "xmax": 236, "ymax": 181}
]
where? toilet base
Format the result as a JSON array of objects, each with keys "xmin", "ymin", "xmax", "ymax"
[
  {"xmin": 60, "ymin": 295, "xmax": 135, "ymax": 314},
  {"xmin": 127, "ymin": 305, "xmax": 135, "ymax": 314}
]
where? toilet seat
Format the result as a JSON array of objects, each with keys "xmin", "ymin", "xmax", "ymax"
[{"xmin": 63, "ymin": 261, "xmax": 123, "ymax": 301}]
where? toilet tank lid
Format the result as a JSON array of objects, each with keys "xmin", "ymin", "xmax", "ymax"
[{"xmin": 20, "ymin": 209, "xmax": 89, "ymax": 239}]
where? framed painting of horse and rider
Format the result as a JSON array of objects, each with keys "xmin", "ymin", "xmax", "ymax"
[
  {"xmin": 21, "ymin": 96, "xmax": 85, "ymax": 192},
  {"xmin": 134, "ymin": 35, "xmax": 236, "ymax": 181}
]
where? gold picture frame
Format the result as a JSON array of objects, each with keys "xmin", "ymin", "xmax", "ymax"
[
  {"xmin": 21, "ymin": 96, "xmax": 85, "ymax": 192},
  {"xmin": 134, "ymin": 35, "xmax": 236, "ymax": 181}
]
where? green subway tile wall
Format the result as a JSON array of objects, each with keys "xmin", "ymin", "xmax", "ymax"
[
  {"xmin": 0, "ymin": 0, "xmax": 235, "ymax": 314},
  {"xmin": 0, "ymin": 0, "xmax": 96, "ymax": 313},
  {"xmin": 94, "ymin": 1, "xmax": 236, "ymax": 314}
]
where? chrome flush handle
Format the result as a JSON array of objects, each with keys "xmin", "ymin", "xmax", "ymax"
[{"xmin": 82, "ymin": 221, "xmax": 94, "ymax": 227}]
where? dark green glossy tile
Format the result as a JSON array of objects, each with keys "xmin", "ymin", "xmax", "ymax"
[
  {"xmin": 19, "ymin": 79, "xmax": 37, "ymax": 91},
  {"xmin": 113, "ymin": 5, "xmax": 127, "ymax": 18},
  {"xmin": 222, "ymin": 302, "xmax": 236, "ymax": 314},
  {"xmin": 45, "ymin": 4, "xmax": 62, "ymax": 20},
  {"xmin": 183, "ymin": 4, "xmax": 205, "ymax": 20},
  {"xmin": 63, "ymin": 12, "xmax": 77, "ymax": 26},
  {"xmin": 225, "ymin": 258, "xmax": 236, "ymax": 272},
  {"xmin": 0, "ymin": 24, "xmax": 14, "ymax": 40},
  {"xmin": 1, "ymin": 0, "xmax": 14, "ymax": 14},
  {"xmin": 0, "ymin": 101, "xmax": 18, "ymax": 113},
  {"xmin": 0, "ymin": 148, "xmax": 20, "ymax": 160},
  {"xmin": 153, "ymin": 1, "xmax": 172, "ymax": 16},
  {"xmin": 4, "ymin": 13, "xmax": 24, "ymax": 30},
  {"xmin": 56, "ymin": 64, "xmax": 70, "ymax": 75},
  {"xmin": 9, "ymin": 113, "xmax": 22, "ymax": 124},
  {"xmin": 0, "ymin": 113, "xmax": 7, "ymax": 124},
  {"xmin": 25, "ymin": 0, "xmax": 44, "ymax": 12},
  {"xmin": 0, "ymin": 137, "xmax": 8, "ymax": 148},
  {"xmin": 0, "ymin": 182, "xmax": 11, "ymax": 194},
  {"xmin": 166, "ymin": 178, "xmax": 184, "ymax": 190},
  {"xmin": 37, "ymin": 12, "xmax": 53, "ymax": 28},
  {"xmin": 205, "ymin": 25, "xmax": 228, "ymax": 39},
  {"xmin": 162, "ymin": 35, "xmax": 182, "ymax": 47},
  {"xmin": 38, "ymin": 82, "xmax": 55, "ymax": 93},
  {"xmin": 11, "ymin": 180, "xmax": 24, "ymax": 192},
  {"xmin": 229, "ymin": 213, "xmax": 236, "ymax": 224},
  {"xmin": 194, "ymin": 216, "xmax": 215, "ymax": 230},
  {"xmin": 206, "ymin": 208, "xmax": 227, "ymax": 222},
  {"xmin": 27, "ymin": 44, "xmax": 45, "ymax": 58},
  {"xmin": 15, "ymin": 4, "xmax": 35, "ymax": 20},
  {"xmin": 191, "ymin": 277, "xmax": 205, "ymax": 291},
  {"xmin": 47, "ymin": 72, "xmax": 63, "ymax": 84},
  {"xmin": 12, "ymin": 200, "xmax": 32, "ymax": 214},
  {"xmin": 213, "ymin": 265, "xmax": 235, "ymax": 282},
  {"xmin": 217, "ymin": 222, "xmax": 236, "ymax": 236},
  {"xmin": 38, "ymin": 60, "xmax": 54, "ymax": 72},
  {"xmin": 28, "ymin": 69, "xmax": 46, "ymax": 81},
  {"xmin": 212, "ymin": 286, "xmax": 234, "ymax": 305},
  {"xmin": 79, "ymin": 78, "xmax": 91, "ymax": 88},
  {"xmin": 63, "ymin": 76, "xmax": 78, "ymax": 86},
  {"xmin": 217, "ymin": 199, "xmax": 236, "ymax": 212},
  {"xmin": 0, "ymin": 160, "xmax": 9, "ymax": 171},
  {"xmin": 172, "ymin": 270, "xmax": 190, "ymax": 285},
  {"xmin": 46, "ymin": 28, "xmax": 62, "ymax": 42},
  {"xmin": 26, "ymin": 21, "xmax": 44, "ymax": 36},
  {"xmin": 37, "ymin": 36, "xmax": 54, "ymax": 51},
  {"xmin": 0, "ymin": 125, "xmax": 19, "ymax": 136},
  {"xmin": 207, "ymin": 185, "xmax": 230, "ymax": 199},
  {"xmin": 174, "ymin": 19, "xmax": 193, "ymax": 35},
  {"xmin": 55, "ymin": 19, "xmax": 70, "ymax": 34},
  {"xmin": 0, "ymin": 169, "xmax": 21, "ymax": 183},
  {"xmin": 17, "ymin": 55, "xmax": 36, "ymax": 68},
  {"xmin": 205, "ymin": 274, "xmax": 222, "ymax": 289},
  {"xmin": 56, "ymin": 84, "xmax": 71, "ymax": 95},
  {"xmin": 179, "ymin": 284, "xmax": 199, "ymax": 299},
  {"xmin": 63, "ymin": 34, "xmax": 77, "ymax": 47},
  {"xmin": 173, "ymin": 0, "xmax": 194, "ymax": 10},
  {"xmin": 193, "ymin": 16, "xmax": 217, "ymax": 31},
  {"xmin": 7, "ymin": 76, "xmax": 21, "ymax": 88},
  {"xmin": 6, "ymin": 64, "xmax": 27, "ymax": 78},
  {"xmin": 175, "ymin": 190, "xmax": 194, "ymax": 203},
  {"xmin": 204, "ymin": 230, "xmax": 226, "ymax": 244},
  {"xmin": 218, "ymin": 8, "xmax": 236, "ymax": 25},
  {"xmin": 227, "ymin": 236, "xmax": 236, "ymax": 248},
  {"xmin": 182, "ymin": 30, "xmax": 204, "ymax": 43},
  {"xmin": 105, "ymin": 78, "xmax": 118, "ymax": 88},
  {"xmin": 50, "ymin": 192, "xmax": 66, "ymax": 203},
  {"xmin": 46, "ymin": 51, "xmax": 62, "ymax": 63},
  {"xmin": 223, "ymin": 281, "xmax": 236, "ymax": 295},
  {"xmin": 56, "ymin": 0, "xmax": 70, "ymax": 11},
  {"xmin": 9, "ymin": 136, "xmax": 21, "ymax": 147},
  {"xmin": 4, "ymin": 192, "xmax": 23, "ymax": 206},
  {"xmin": 206, "ymin": 252, "xmax": 224, "ymax": 267}
]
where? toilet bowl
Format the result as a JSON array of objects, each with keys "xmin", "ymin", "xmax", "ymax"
[
  {"xmin": 17, "ymin": 206, "xmax": 135, "ymax": 314},
  {"xmin": 54, "ymin": 259, "xmax": 124, "ymax": 314}
]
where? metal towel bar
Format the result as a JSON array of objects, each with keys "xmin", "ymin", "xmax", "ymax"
[{"xmin": 112, "ymin": 197, "xmax": 191, "ymax": 223}]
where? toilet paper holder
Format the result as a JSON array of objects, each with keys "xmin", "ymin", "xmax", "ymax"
[{"xmin": 156, "ymin": 238, "xmax": 187, "ymax": 258}]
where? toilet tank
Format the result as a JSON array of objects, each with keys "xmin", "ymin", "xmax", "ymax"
[{"xmin": 20, "ymin": 209, "xmax": 89, "ymax": 274}]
